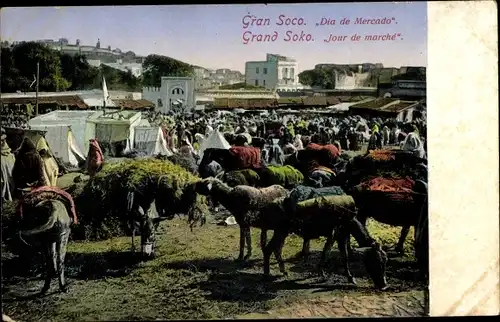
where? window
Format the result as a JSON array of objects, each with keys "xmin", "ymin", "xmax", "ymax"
[
  {"xmin": 256, "ymin": 67, "xmax": 260, "ymax": 74},
  {"xmin": 263, "ymin": 80, "xmax": 266, "ymax": 86},
  {"xmin": 282, "ymin": 68, "xmax": 288, "ymax": 79},
  {"xmin": 263, "ymin": 68, "xmax": 268, "ymax": 74},
  {"xmin": 290, "ymin": 68, "xmax": 295, "ymax": 79},
  {"xmin": 157, "ymin": 98, "xmax": 163, "ymax": 107},
  {"xmin": 255, "ymin": 79, "xmax": 259, "ymax": 86},
  {"xmin": 171, "ymin": 88, "xmax": 185, "ymax": 95}
]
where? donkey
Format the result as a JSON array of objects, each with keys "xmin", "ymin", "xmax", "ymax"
[
  {"xmin": 126, "ymin": 175, "xmax": 206, "ymax": 258},
  {"xmin": 19, "ymin": 199, "xmax": 72, "ymax": 294},
  {"xmin": 126, "ymin": 186, "xmax": 168, "ymax": 258}
]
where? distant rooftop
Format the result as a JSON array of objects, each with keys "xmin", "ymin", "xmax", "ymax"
[
  {"xmin": 8, "ymin": 38, "xmax": 142, "ymax": 58},
  {"xmin": 245, "ymin": 53, "xmax": 297, "ymax": 65},
  {"xmin": 266, "ymin": 53, "xmax": 296, "ymax": 62}
]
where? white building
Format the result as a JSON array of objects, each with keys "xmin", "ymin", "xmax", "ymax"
[
  {"xmin": 193, "ymin": 66, "xmax": 244, "ymax": 89},
  {"xmin": 245, "ymin": 54, "xmax": 304, "ymax": 92},
  {"xmin": 142, "ymin": 77, "xmax": 196, "ymax": 114},
  {"xmin": 103, "ymin": 62, "xmax": 143, "ymax": 77},
  {"xmin": 33, "ymin": 38, "xmax": 144, "ymax": 64}
]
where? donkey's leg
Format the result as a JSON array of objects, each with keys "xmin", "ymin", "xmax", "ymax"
[
  {"xmin": 300, "ymin": 239, "xmax": 311, "ymax": 258},
  {"xmin": 260, "ymin": 229, "xmax": 267, "ymax": 252},
  {"xmin": 263, "ymin": 231, "xmax": 282, "ymax": 276},
  {"xmin": 395, "ymin": 225, "xmax": 410, "ymax": 255},
  {"xmin": 57, "ymin": 231, "xmax": 70, "ymax": 292},
  {"xmin": 244, "ymin": 227, "xmax": 252, "ymax": 261},
  {"xmin": 337, "ymin": 229, "xmax": 356, "ymax": 285},
  {"xmin": 130, "ymin": 219, "xmax": 136, "ymax": 252},
  {"xmin": 236, "ymin": 225, "xmax": 246, "ymax": 262},
  {"xmin": 40, "ymin": 242, "xmax": 56, "ymax": 295},
  {"xmin": 318, "ymin": 234, "xmax": 336, "ymax": 278},
  {"xmin": 274, "ymin": 232, "xmax": 288, "ymax": 276}
]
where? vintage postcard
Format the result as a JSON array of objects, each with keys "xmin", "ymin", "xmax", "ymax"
[{"xmin": 0, "ymin": 2, "xmax": 497, "ymax": 321}]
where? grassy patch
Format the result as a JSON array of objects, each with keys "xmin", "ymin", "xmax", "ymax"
[{"xmin": 2, "ymin": 216, "xmax": 424, "ymax": 321}]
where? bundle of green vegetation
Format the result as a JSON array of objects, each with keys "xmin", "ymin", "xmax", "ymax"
[
  {"xmin": 222, "ymin": 169, "xmax": 260, "ymax": 187},
  {"xmin": 258, "ymin": 165, "xmax": 304, "ymax": 189},
  {"xmin": 72, "ymin": 158, "xmax": 209, "ymax": 241}
]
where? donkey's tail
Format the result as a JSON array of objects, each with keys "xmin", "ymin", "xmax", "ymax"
[{"xmin": 20, "ymin": 213, "xmax": 57, "ymax": 236}]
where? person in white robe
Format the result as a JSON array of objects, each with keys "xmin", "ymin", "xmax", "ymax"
[
  {"xmin": 205, "ymin": 125, "xmax": 214, "ymax": 137},
  {"xmin": 293, "ymin": 134, "xmax": 304, "ymax": 150},
  {"xmin": 402, "ymin": 131, "xmax": 427, "ymax": 159}
]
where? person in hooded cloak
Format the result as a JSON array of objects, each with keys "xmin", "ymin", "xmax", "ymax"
[
  {"xmin": 205, "ymin": 124, "xmax": 214, "ymax": 137},
  {"xmin": 348, "ymin": 128, "xmax": 359, "ymax": 151},
  {"xmin": 1, "ymin": 133, "xmax": 15, "ymax": 201},
  {"xmin": 87, "ymin": 139, "xmax": 104, "ymax": 178},
  {"xmin": 268, "ymin": 139, "xmax": 285, "ymax": 165},
  {"xmin": 402, "ymin": 130, "xmax": 427, "ymax": 159},
  {"xmin": 39, "ymin": 148, "xmax": 59, "ymax": 186},
  {"xmin": 12, "ymin": 138, "xmax": 50, "ymax": 194},
  {"xmin": 382, "ymin": 125, "xmax": 391, "ymax": 146},
  {"xmin": 193, "ymin": 133, "xmax": 205, "ymax": 151},
  {"xmin": 337, "ymin": 125, "xmax": 349, "ymax": 151},
  {"xmin": 293, "ymin": 134, "xmax": 304, "ymax": 150}
]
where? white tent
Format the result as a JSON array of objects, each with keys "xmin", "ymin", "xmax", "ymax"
[
  {"xmin": 134, "ymin": 127, "xmax": 172, "ymax": 156},
  {"xmin": 91, "ymin": 111, "xmax": 142, "ymax": 156},
  {"xmin": 29, "ymin": 125, "xmax": 86, "ymax": 166},
  {"xmin": 198, "ymin": 130, "xmax": 231, "ymax": 162},
  {"xmin": 28, "ymin": 110, "xmax": 101, "ymax": 155}
]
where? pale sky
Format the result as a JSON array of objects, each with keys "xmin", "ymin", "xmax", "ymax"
[{"xmin": 1, "ymin": 3, "xmax": 427, "ymax": 73}]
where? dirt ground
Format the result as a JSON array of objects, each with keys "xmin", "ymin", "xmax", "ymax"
[
  {"xmin": 2, "ymin": 212, "xmax": 428, "ymax": 321},
  {"xmin": 238, "ymin": 291, "xmax": 426, "ymax": 318}
]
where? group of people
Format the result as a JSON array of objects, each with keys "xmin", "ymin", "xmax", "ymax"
[
  {"xmin": 0, "ymin": 106, "xmax": 31, "ymax": 130},
  {"xmin": 1, "ymin": 108, "xmax": 427, "ymax": 202},
  {"xmin": 145, "ymin": 109, "xmax": 427, "ymax": 165}
]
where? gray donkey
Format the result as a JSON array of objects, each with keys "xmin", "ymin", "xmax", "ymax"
[{"xmin": 19, "ymin": 199, "xmax": 72, "ymax": 294}]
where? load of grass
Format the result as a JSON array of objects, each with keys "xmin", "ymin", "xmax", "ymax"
[
  {"xmin": 259, "ymin": 165, "xmax": 304, "ymax": 188},
  {"xmin": 222, "ymin": 169, "xmax": 260, "ymax": 187},
  {"xmin": 72, "ymin": 158, "xmax": 209, "ymax": 241}
]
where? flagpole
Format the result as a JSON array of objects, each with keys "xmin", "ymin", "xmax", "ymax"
[
  {"xmin": 35, "ymin": 62, "xmax": 40, "ymax": 116},
  {"xmin": 102, "ymin": 76, "xmax": 106, "ymax": 116}
]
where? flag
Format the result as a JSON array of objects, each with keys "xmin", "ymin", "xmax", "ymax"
[{"xmin": 102, "ymin": 76, "xmax": 110, "ymax": 105}]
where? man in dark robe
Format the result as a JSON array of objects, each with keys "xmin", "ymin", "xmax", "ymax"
[{"xmin": 12, "ymin": 138, "xmax": 50, "ymax": 196}]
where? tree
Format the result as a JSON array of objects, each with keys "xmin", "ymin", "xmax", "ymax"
[
  {"xmin": 10, "ymin": 41, "xmax": 70, "ymax": 92},
  {"xmin": 298, "ymin": 69, "xmax": 336, "ymax": 89},
  {"xmin": 1, "ymin": 41, "xmax": 144, "ymax": 93},
  {"xmin": 91, "ymin": 65, "xmax": 142, "ymax": 91},
  {"xmin": 142, "ymin": 54, "xmax": 194, "ymax": 87},
  {"xmin": 60, "ymin": 53, "xmax": 99, "ymax": 90},
  {"xmin": 1, "ymin": 47, "xmax": 20, "ymax": 92}
]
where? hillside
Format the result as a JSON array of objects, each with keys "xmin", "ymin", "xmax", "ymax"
[{"xmin": 0, "ymin": 41, "xmax": 195, "ymax": 93}]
